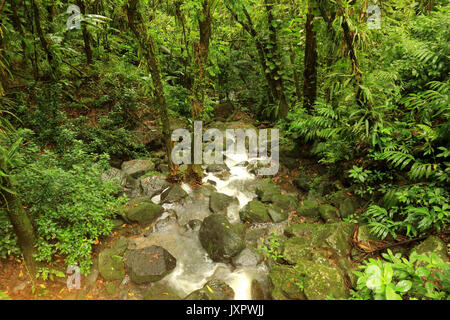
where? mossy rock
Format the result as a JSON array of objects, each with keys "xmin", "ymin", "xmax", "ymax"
[
  {"xmin": 410, "ymin": 235, "xmax": 448, "ymax": 263},
  {"xmin": 271, "ymin": 193, "xmax": 299, "ymax": 212},
  {"xmin": 123, "ymin": 200, "xmax": 164, "ymax": 226},
  {"xmin": 295, "ymin": 260, "xmax": 350, "ymax": 300},
  {"xmin": 209, "ymin": 192, "xmax": 238, "ymax": 214},
  {"xmin": 255, "ymin": 179, "xmax": 281, "ymax": 202},
  {"xmin": 239, "ymin": 200, "xmax": 271, "ymax": 223},
  {"xmin": 98, "ymin": 248, "xmax": 125, "ymax": 281},
  {"xmin": 267, "ymin": 204, "xmax": 288, "ymax": 223},
  {"xmin": 296, "ymin": 200, "xmax": 320, "ymax": 218},
  {"xmin": 268, "ymin": 265, "xmax": 306, "ymax": 300},
  {"xmin": 199, "ymin": 214, "xmax": 245, "ymax": 262},
  {"xmin": 144, "ymin": 282, "xmax": 181, "ymax": 300},
  {"xmin": 184, "ymin": 280, "xmax": 234, "ymax": 300},
  {"xmin": 319, "ymin": 204, "xmax": 340, "ymax": 222}
]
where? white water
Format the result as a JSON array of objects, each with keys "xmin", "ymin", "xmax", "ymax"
[{"xmin": 133, "ymin": 151, "xmax": 271, "ymax": 300}]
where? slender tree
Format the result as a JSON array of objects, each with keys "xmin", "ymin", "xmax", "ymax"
[{"xmin": 126, "ymin": 0, "xmax": 178, "ymax": 181}]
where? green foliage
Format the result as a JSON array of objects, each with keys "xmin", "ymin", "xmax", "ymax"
[
  {"xmin": 351, "ymin": 249, "xmax": 450, "ymax": 300},
  {"xmin": 257, "ymin": 232, "xmax": 284, "ymax": 261},
  {"xmin": 1, "ymin": 142, "xmax": 128, "ymax": 274},
  {"xmin": 363, "ymin": 183, "xmax": 449, "ymax": 239}
]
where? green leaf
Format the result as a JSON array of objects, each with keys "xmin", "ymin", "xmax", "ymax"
[
  {"xmin": 385, "ymin": 284, "xmax": 402, "ymax": 300},
  {"xmin": 395, "ymin": 280, "xmax": 412, "ymax": 293}
]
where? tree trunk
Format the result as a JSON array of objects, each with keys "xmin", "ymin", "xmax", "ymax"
[
  {"xmin": 32, "ymin": 0, "xmax": 55, "ymax": 75},
  {"xmin": 126, "ymin": 0, "xmax": 177, "ymax": 181},
  {"xmin": 77, "ymin": 0, "xmax": 93, "ymax": 65},
  {"xmin": 187, "ymin": 0, "xmax": 213, "ymax": 184},
  {"xmin": 303, "ymin": 2, "xmax": 318, "ymax": 111},
  {"xmin": 4, "ymin": 178, "xmax": 36, "ymax": 274},
  {"xmin": 264, "ymin": 0, "xmax": 288, "ymax": 119}
]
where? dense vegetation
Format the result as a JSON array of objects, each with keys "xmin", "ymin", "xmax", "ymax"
[{"xmin": 0, "ymin": 0, "xmax": 448, "ymax": 300}]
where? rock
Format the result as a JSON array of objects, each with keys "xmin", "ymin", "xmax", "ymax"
[
  {"xmin": 98, "ymin": 248, "xmax": 125, "ymax": 281},
  {"xmin": 111, "ymin": 237, "xmax": 128, "ymax": 256},
  {"xmin": 282, "ymin": 237, "xmax": 314, "ymax": 265},
  {"xmin": 338, "ymin": 198, "xmax": 359, "ymax": 219},
  {"xmin": 293, "ymin": 176, "xmax": 310, "ymax": 192},
  {"xmin": 231, "ymin": 248, "xmax": 263, "ymax": 267},
  {"xmin": 144, "ymin": 282, "xmax": 181, "ymax": 300},
  {"xmin": 283, "ymin": 223, "xmax": 353, "ymax": 258},
  {"xmin": 111, "ymin": 219, "xmax": 125, "ymax": 231},
  {"xmin": 122, "ymin": 198, "xmax": 164, "ymax": 226},
  {"xmin": 255, "ymin": 179, "xmax": 281, "ymax": 202},
  {"xmin": 184, "ymin": 219, "xmax": 203, "ymax": 232},
  {"xmin": 239, "ymin": 200, "xmax": 271, "ymax": 223},
  {"xmin": 295, "ymin": 260, "xmax": 349, "ymax": 300},
  {"xmin": 268, "ymin": 265, "xmax": 306, "ymax": 300},
  {"xmin": 124, "ymin": 246, "xmax": 177, "ymax": 284},
  {"xmin": 296, "ymin": 200, "xmax": 320, "ymax": 218},
  {"xmin": 184, "ymin": 280, "xmax": 234, "ymax": 300},
  {"xmin": 251, "ymin": 280, "xmax": 265, "ymax": 300},
  {"xmin": 410, "ymin": 235, "xmax": 448, "ymax": 262},
  {"xmin": 209, "ymin": 192, "xmax": 238, "ymax": 214},
  {"xmin": 206, "ymin": 163, "xmax": 229, "ymax": 173},
  {"xmin": 207, "ymin": 179, "xmax": 217, "ymax": 186},
  {"xmin": 271, "ymin": 194, "xmax": 299, "ymax": 212},
  {"xmin": 319, "ymin": 204, "xmax": 340, "ymax": 222},
  {"xmin": 86, "ymin": 258, "xmax": 99, "ymax": 288},
  {"xmin": 140, "ymin": 175, "xmax": 169, "ymax": 198},
  {"xmin": 245, "ymin": 228, "xmax": 266, "ymax": 242},
  {"xmin": 121, "ymin": 159, "xmax": 155, "ymax": 179},
  {"xmin": 101, "ymin": 167, "xmax": 127, "ymax": 186},
  {"xmin": 160, "ymin": 185, "xmax": 188, "ymax": 204},
  {"xmin": 199, "ymin": 214, "xmax": 245, "ymax": 262},
  {"xmin": 267, "ymin": 204, "xmax": 288, "ymax": 223}
]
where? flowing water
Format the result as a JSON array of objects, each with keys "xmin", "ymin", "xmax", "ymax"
[{"xmin": 129, "ymin": 151, "xmax": 283, "ymax": 300}]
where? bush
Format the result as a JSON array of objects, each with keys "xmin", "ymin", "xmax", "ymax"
[
  {"xmin": 351, "ymin": 249, "xmax": 449, "ymax": 300},
  {"xmin": 7, "ymin": 144, "xmax": 128, "ymax": 274}
]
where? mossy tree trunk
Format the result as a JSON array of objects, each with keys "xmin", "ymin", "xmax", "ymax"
[
  {"xmin": 126, "ymin": 0, "xmax": 177, "ymax": 181},
  {"xmin": 4, "ymin": 178, "xmax": 36, "ymax": 274}
]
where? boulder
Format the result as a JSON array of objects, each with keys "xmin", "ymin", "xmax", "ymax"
[
  {"xmin": 239, "ymin": 200, "xmax": 271, "ymax": 223},
  {"xmin": 255, "ymin": 179, "xmax": 281, "ymax": 202},
  {"xmin": 144, "ymin": 282, "xmax": 181, "ymax": 300},
  {"xmin": 160, "ymin": 185, "xmax": 188, "ymax": 204},
  {"xmin": 295, "ymin": 260, "xmax": 349, "ymax": 300},
  {"xmin": 199, "ymin": 214, "xmax": 245, "ymax": 262},
  {"xmin": 296, "ymin": 200, "xmax": 320, "ymax": 218},
  {"xmin": 124, "ymin": 246, "xmax": 177, "ymax": 284},
  {"xmin": 184, "ymin": 280, "xmax": 234, "ymax": 300},
  {"xmin": 271, "ymin": 194, "xmax": 299, "ymax": 212},
  {"xmin": 206, "ymin": 163, "xmax": 229, "ymax": 173},
  {"xmin": 209, "ymin": 192, "xmax": 238, "ymax": 214},
  {"xmin": 122, "ymin": 197, "xmax": 164, "ymax": 226},
  {"xmin": 410, "ymin": 235, "xmax": 448, "ymax": 262},
  {"xmin": 140, "ymin": 175, "xmax": 169, "ymax": 198},
  {"xmin": 121, "ymin": 159, "xmax": 155, "ymax": 179},
  {"xmin": 101, "ymin": 167, "xmax": 127, "ymax": 186},
  {"xmin": 319, "ymin": 204, "xmax": 340, "ymax": 222},
  {"xmin": 268, "ymin": 265, "xmax": 306, "ymax": 300},
  {"xmin": 231, "ymin": 248, "xmax": 263, "ymax": 267},
  {"xmin": 267, "ymin": 204, "xmax": 288, "ymax": 223},
  {"xmin": 98, "ymin": 248, "xmax": 125, "ymax": 281}
]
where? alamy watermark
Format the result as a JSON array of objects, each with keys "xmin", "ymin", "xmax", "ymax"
[
  {"xmin": 66, "ymin": 265, "xmax": 81, "ymax": 289},
  {"xmin": 171, "ymin": 121, "xmax": 279, "ymax": 176},
  {"xmin": 367, "ymin": 3, "xmax": 381, "ymax": 29},
  {"xmin": 67, "ymin": 4, "xmax": 81, "ymax": 30}
]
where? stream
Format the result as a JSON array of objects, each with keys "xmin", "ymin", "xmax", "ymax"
[{"xmin": 127, "ymin": 151, "xmax": 285, "ymax": 300}]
